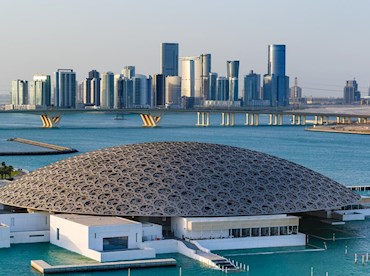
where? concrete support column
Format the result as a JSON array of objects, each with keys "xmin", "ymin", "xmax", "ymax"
[
  {"xmin": 221, "ymin": 112, "xmax": 225, "ymax": 126},
  {"xmin": 269, "ymin": 114, "xmax": 273, "ymax": 125},
  {"xmin": 250, "ymin": 114, "xmax": 255, "ymax": 126},
  {"xmin": 302, "ymin": 115, "xmax": 306, "ymax": 125},
  {"xmin": 196, "ymin": 112, "xmax": 210, "ymax": 127},
  {"xmin": 314, "ymin": 116, "xmax": 318, "ymax": 125},
  {"xmin": 336, "ymin": 117, "xmax": 340, "ymax": 124},
  {"xmin": 291, "ymin": 115, "xmax": 296, "ymax": 125},
  {"xmin": 255, "ymin": 114, "xmax": 259, "ymax": 126},
  {"xmin": 279, "ymin": 114, "xmax": 283, "ymax": 125},
  {"xmin": 274, "ymin": 114, "xmax": 278, "ymax": 126},
  {"xmin": 245, "ymin": 113, "xmax": 250, "ymax": 126},
  {"xmin": 231, "ymin": 113, "xmax": 235, "ymax": 126},
  {"xmin": 297, "ymin": 116, "xmax": 301, "ymax": 125}
]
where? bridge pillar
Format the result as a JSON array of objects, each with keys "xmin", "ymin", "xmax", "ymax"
[
  {"xmin": 297, "ymin": 115, "xmax": 301, "ymax": 125},
  {"xmin": 197, "ymin": 112, "xmax": 210, "ymax": 127},
  {"xmin": 255, "ymin": 114, "xmax": 259, "ymax": 126},
  {"xmin": 40, "ymin": 113, "xmax": 63, "ymax": 128},
  {"xmin": 314, "ymin": 116, "xmax": 318, "ymax": 125},
  {"xmin": 291, "ymin": 115, "xmax": 296, "ymax": 125},
  {"xmin": 336, "ymin": 117, "xmax": 340, "ymax": 124},
  {"xmin": 221, "ymin": 112, "xmax": 234, "ymax": 126},
  {"xmin": 245, "ymin": 113, "xmax": 250, "ymax": 126},
  {"xmin": 273, "ymin": 114, "xmax": 278, "ymax": 126},
  {"xmin": 269, "ymin": 114, "xmax": 273, "ymax": 125},
  {"xmin": 140, "ymin": 113, "xmax": 162, "ymax": 127},
  {"xmin": 279, "ymin": 114, "xmax": 283, "ymax": 125},
  {"xmin": 365, "ymin": 118, "xmax": 368, "ymax": 124},
  {"xmin": 301, "ymin": 116, "xmax": 306, "ymax": 125}
]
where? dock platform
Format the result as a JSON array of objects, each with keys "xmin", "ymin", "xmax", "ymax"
[{"xmin": 31, "ymin": 258, "xmax": 176, "ymax": 274}]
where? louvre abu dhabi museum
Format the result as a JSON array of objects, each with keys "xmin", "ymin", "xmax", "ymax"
[{"xmin": 0, "ymin": 142, "xmax": 360, "ymax": 264}]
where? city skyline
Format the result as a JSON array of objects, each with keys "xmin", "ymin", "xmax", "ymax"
[{"xmin": 1, "ymin": 0, "xmax": 370, "ymax": 97}]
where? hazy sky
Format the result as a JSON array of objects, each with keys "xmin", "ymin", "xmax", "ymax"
[{"xmin": 0, "ymin": 0, "xmax": 369, "ymax": 97}]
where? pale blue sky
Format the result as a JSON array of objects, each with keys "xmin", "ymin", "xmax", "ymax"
[{"xmin": 0, "ymin": 0, "xmax": 369, "ymax": 97}]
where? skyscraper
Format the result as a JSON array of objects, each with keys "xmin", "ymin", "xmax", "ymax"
[
  {"xmin": 165, "ymin": 76, "xmax": 181, "ymax": 107},
  {"xmin": 132, "ymin": 74, "xmax": 149, "ymax": 107},
  {"xmin": 161, "ymin": 43, "xmax": 179, "ymax": 77},
  {"xmin": 194, "ymin": 54, "xmax": 211, "ymax": 103},
  {"xmin": 11, "ymin": 80, "xmax": 28, "ymax": 105},
  {"xmin": 226, "ymin": 61, "xmax": 240, "ymax": 101},
  {"xmin": 122, "ymin": 66, "xmax": 135, "ymax": 79},
  {"xmin": 216, "ymin": 77, "xmax": 228, "ymax": 100},
  {"xmin": 208, "ymin": 72, "xmax": 218, "ymax": 100},
  {"xmin": 243, "ymin": 70, "xmax": 260, "ymax": 106},
  {"xmin": 153, "ymin": 74, "xmax": 165, "ymax": 106},
  {"xmin": 100, "ymin": 72, "xmax": 114, "ymax": 108},
  {"xmin": 54, "ymin": 69, "xmax": 77, "ymax": 108},
  {"xmin": 180, "ymin": 57, "xmax": 195, "ymax": 98},
  {"xmin": 29, "ymin": 75, "xmax": 51, "ymax": 107},
  {"xmin": 263, "ymin": 45, "xmax": 289, "ymax": 106},
  {"xmin": 344, "ymin": 80, "xmax": 360, "ymax": 104}
]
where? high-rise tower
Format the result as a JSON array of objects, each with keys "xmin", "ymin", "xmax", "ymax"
[
  {"xmin": 263, "ymin": 45, "xmax": 289, "ymax": 106},
  {"xmin": 54, "ymin": 69, "xmax": 76, "ymax": 108},
  {"xmin": 226, "ymin": 61, "xmax": 240, "ymax": 101},
  {"xmin": 161, "ymin": 43, "xmax": 179, "ymax": 77}
]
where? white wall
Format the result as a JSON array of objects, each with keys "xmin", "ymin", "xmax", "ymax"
[
  {"xmin": 0, "ymin": 213, "xmax": 49, "ymax": 232},
  {"xmin": 0, "ymin": 225, "xmax": 10, "ymax": 248},
  {"xmin": 11, "ymin": 230, "xmax": 49, "ymax": 244},
  {"xmin": 88, "ymin": 222, "xmax": 142, "ymax": 251},
  {"xmin": 194, "ymin": 233, "xmax": 306, "ymax": 251},
  {"xmin": 50, "ymin": 215, "xmax": 90, "ymax": 257},
  {"xmin": 171, "ymin": 217, "xmax": 187, "ymax": 239},
  {"xmin": 142, "ymin": 223, "xmax": 162, "ymax": 241}
]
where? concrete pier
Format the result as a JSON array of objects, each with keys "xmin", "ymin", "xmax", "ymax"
[
  {"xmin": 31, "ymin": 258, "xmax": 177, "ymax": 274},
  {"xmin": 5, "ymin": 138, "xmax": 78, "ymax": 155}
]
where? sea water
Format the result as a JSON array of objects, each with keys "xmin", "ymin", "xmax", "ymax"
[{"xmin": 0, "ymin": 112, "xmax": 370, "ymax": 275}]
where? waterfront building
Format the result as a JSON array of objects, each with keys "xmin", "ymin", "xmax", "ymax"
[
  {"xmin": 114, "ymin": 74, "xmax": 123, "ymax": 109},
  {"xmin": 100, "ymin": 72, "xmax": 114, "ymax": 108},
  {"xmin": 122, "ymin": 66, "xmax": 135, "ymax": 79},
  {"xmin": 208, "ymin": 72, "xmax": 218, "ymax": 100},
  {"xmin": 161, "ymin": 43, "xmax": 179, "ymax": 77},
  {"xmin": 11, "ymin": 80, "xmax": 28, "ymax": 105},
  {"xmin": 226, "ymin": 61, "xmax": 240, "ymax": 102},
  {"xmin": 194, "ymin": 54, "xmax": 211, "ymax": 104},
  {"xmin": 343, "ymin": 79, "xmax": 360, "ymax": 104},
  {"xmin": 263, "ymin": 45, "xmax": 290, "ymax": 106},
  {"xmin": 28, "ymin": 75, "xmax": 51, "ymax": 107},
  {"xmin": 243, "ymin": 70, "xmax": 260, "ymax": 106},
  {"xmin": 180, "ymin": 57, "xmax": 195, "ymax": 104},
  {"xmin": 165, "ymin": 76, "xmax": 181, "ymax": 108},
  {"xmin": 0, "ymin": 142, "xmax": 359, "ymax": 263},
  {"xmin": 289, "ymin": 77, "xmax": 303, "ymax": 105},
  {"xmin": 54, "ymin": 69, "xmax": 77, "ymax": 108},
  {"xmin": 132, "ymin": 74, "xmax": 149, "ymax": 107},
  {"xmin": 152, "ymin": 74, "xmax": 165, "ymax": 107},
  {"xmin": 216, "ymin": 76, "xmax": 228, "ymax": 100},
  {"xmin": 83, "ymin": 70, "xmax": 101, "ymax": 106}
]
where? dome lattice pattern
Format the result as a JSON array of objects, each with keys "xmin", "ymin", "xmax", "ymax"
[{"xmin": 0, "ymin": 142, "xmax": 359, "ymax": 216}]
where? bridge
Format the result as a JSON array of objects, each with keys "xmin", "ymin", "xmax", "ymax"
[{"xmin": 2, "ymin": 106, "xmax": 370, "ymax": 128}]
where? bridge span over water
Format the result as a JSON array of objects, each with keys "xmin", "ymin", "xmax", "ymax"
[{"xmin": 2, "ymin": 106, "xmax": 370, "ymax": 128}]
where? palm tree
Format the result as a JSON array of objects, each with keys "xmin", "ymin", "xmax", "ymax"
[
  {"xmin": 6, "ymin": 166, "xmax": 14, "ymax": 179},
  {"xmin": 0, "ymin": 162, "xmax": 6, "ymax": 179}
]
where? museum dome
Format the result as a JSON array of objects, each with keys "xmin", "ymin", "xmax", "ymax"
[{"xmin": 0, "ymin": 142, "xmax": 360, "ymax": 216}]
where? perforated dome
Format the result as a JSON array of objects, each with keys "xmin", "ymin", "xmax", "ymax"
[{"xmin": 0, "ymin": 142, "xmax": 359, "ymax": 216}]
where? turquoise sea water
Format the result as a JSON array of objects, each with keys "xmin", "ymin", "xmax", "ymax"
[{"xmin": 0, "ymin": 112, "xmax": 370, "ymax": 275}]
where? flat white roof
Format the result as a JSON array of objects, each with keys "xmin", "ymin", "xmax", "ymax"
[
  {"xmin": 181, "ymin": 214, "xmax": 296, "ymax": 223},
  {"xmin": 52, "ymin": 214, "xmax": 140, "ymax": 227}
]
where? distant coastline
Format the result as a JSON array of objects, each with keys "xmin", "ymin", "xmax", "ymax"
[{"xmin": 306, "ymin": 124, "xmax": 370, "ymax": 135}]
